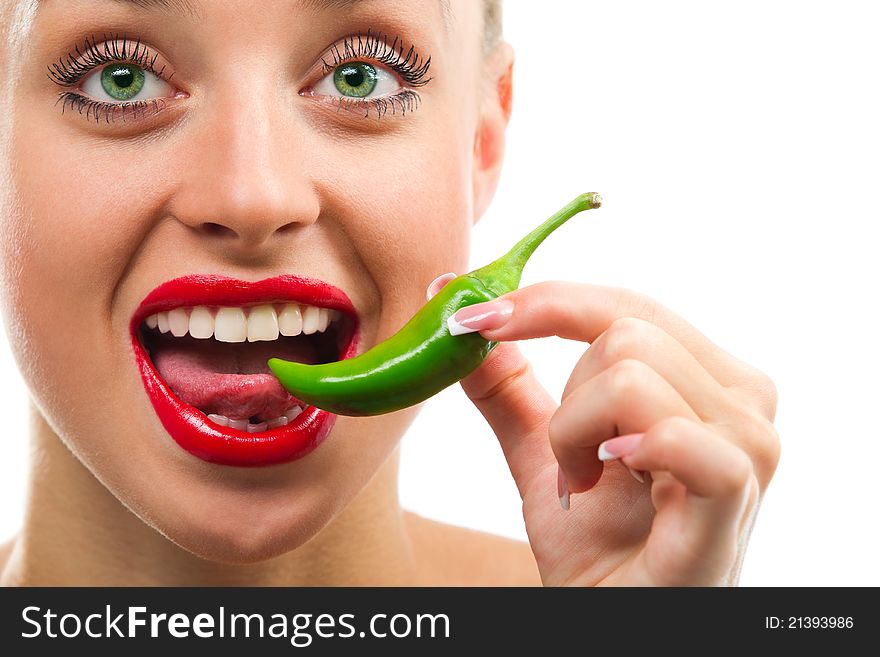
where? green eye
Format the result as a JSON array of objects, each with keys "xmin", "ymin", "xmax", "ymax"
[
  {"xmin": 332, "ymin": 62, "xmax": 378, "ymax": 98},
  {"xmin": 100, "ymin": 64, "xmax": 146, "ymax": 101}
]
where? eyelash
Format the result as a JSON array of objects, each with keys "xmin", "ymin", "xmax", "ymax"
[
  {"xmin": 55, "ymin": 94, "xmax": 170, "ymax": 125},
  {"xmin": 316, "ymin": 29, "xmax": 432, "ymax": 119},
  {"xmin": 48, "ymin": 33, "xmax": 174, "ymax": 124},
  {"xmin": 48, "ymin": 33, "xmax": 170, "ymax": 85},
  {"xmin": 48, "ymin": 29, "xmax": 432, "ymax": 125},
  {"xmin": 322, "ymin": 29, "xmax": 432, "ymax": 88}
]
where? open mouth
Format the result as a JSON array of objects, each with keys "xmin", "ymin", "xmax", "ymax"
[{"xmin": 130, "ymin": 275, "xmax": 359, "ymax": 467}]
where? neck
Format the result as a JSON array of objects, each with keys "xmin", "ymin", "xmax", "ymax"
[{"xmin": 1, "ymin": 404, "xmax": 415, "ymax": 586}]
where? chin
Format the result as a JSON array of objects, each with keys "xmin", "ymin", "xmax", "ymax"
[
  {"xmin": 108, "ymin": 409, "xmax": 399, "ymax": 567},
  {"xmin": 141, "ymin": 473, "xmax": 342, "ymax": 565}
]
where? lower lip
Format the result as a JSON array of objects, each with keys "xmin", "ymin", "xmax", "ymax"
[
  {"xmin": 130, "ymin": 329, "xmax": 357, "ymax": 468},
  {"xmin": 129, "ymin": 274, "xmax": 360, "ymax": 466}
]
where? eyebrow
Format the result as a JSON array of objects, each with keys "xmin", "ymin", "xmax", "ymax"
[
  {"xmin": 115, "ymin": 0, "xmax": 200, "ymax": 15},
  {"xmin": 300, "ymin": 0, "xmax": 451, "ymax": 22},
  {"xmin": 41, "ymin": 0, "xmax": 442, "ymax": 11},
  {"xmin": 39, "ymin": 0, "xmax": 450, "ymax": 25},
  {"xmin": 38, "ymin": 0, "xmax": 202, "ymax": 15}
]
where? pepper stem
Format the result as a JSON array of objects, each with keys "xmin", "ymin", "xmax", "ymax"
[{"xmin": 469, "ymin": 192, "xmax": 602, "ymax": 296}]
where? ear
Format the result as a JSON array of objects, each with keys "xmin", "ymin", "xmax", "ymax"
[{"xmin": 472, "ymin": 42, "xmax": 515, "ymax": 223}]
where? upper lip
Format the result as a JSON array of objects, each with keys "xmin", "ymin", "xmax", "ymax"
[{"xmin": 130, "ymin": 274, "xmax": 359, "ymax": 332}]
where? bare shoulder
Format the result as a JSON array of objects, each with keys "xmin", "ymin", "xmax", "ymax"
[
  {"xmin": 404, "ymin": 511, "xmax": 541, "ymax": 586},
  {"xmin": 0, "ymin": 537, "xmax": 15, "ymax": 584}
]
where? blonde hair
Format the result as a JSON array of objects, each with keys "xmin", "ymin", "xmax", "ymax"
[{"xmin": 483, "ymin": 0, "xmax": 503, "ymax": 53}]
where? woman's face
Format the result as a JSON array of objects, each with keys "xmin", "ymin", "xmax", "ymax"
[{"xmin": 0, "ymin": 0, "xmax": 503, "ymax": 561}]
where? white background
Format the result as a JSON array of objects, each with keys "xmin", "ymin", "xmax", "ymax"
[{"xmin": 2, "ymin": 1, "xmax": 879, "ymax": 585}]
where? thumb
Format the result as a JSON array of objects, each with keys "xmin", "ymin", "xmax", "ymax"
[
  {"xmin": 458, "ymin": 341, "xmax": 558, "ymax": 499},
  {"xmin": 426, "ymin": 272, "xmax": 458, "ymax": 301},
  {"xmin": 426, "ymin": 273, "xmax": 558, "ymax": 497}
]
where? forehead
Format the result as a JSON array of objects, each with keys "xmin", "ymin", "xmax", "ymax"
[
  {"xmin": 34, "ymin": 0, "xmax": 451, "ymax": 18},
  {"xmin": 26, "ymin": 0, "xmax": 461, "ymax": 45}
]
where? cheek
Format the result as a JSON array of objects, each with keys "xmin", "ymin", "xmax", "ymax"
[
  {"xmin": 0, "ymin": 107, "xmax": 162, "ymax": 454},
  {"xmin": 316, "ymin": 125, "xmax": 474, "ymax": 341},
  {"xmin": 5, "ymin": 110, "xmax": 154, "ymax": 324}
]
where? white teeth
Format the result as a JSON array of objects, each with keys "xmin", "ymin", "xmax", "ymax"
[
  {"xmin": 145, "ymin": 303, "xmax": 340, "ymax": 342},
  {"xmin": 247, "ymin": 304, "xmax": 279, "ymax": 342},
  {"xmin": 214, "ymin": 307, "xmax": 247, "ymax": 343},
  {"xmin": 228, "ymin": 418, "xmax": 248, "ymax": 431},
  {"xmin": 278, "ymin": 304, "xmax": 303, "ymax": 337},
  {"xmin": 284, "ymin": 406, "xmax": 304, "ymax": 421},
  {"xmin": 188, "ymin": 306, "xmax": 214, "ymax": 339},
  {"xmin": 168, "ymin": 308, "xmax": 190, "ymax": 337},
  {"xmin": 302, "ymin": 305, "xmax": 321, "ymax": 335},
  {"xmin": 206, "ymin": 411, "xmax": 299, "ymax": 431},
  {"xmin": 207, "ymin": 413, "xmax": 229, "ymax": 427},
  {"xmin": 157, "ymin": 311, "xmax": 170, "ymax": 333},
  {"xmin": 318, "ymin": 307, "xmax": 331, "ymax": 332}
]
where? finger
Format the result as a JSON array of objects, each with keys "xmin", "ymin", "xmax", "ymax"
[
  {"xmin": 459, "ymin": 341, "xmax": 559, "ymax": 498},
  {"xmin": 600, "ymin": 419, "xmax": 755, "ymax": 584},
  {"xmin": 560, "ymin": 317, "xmax": 731, "ymax": 420},
  {"xmin": 603, "ymin": 426, "xmax": 755, "ymax": 587},
  {"xmin": 600, "ymin": 417, "xmax": 753, "ymax": 531},
  {"xmin": 550, "ymin": 359, "xmax": 698, "ymax": 493},
  {"xmin": 426, "ymin": 272, "xmax": 457, "ymax": 300},
  {"xmin": 464, "ymin": 281, "xmax": 756, "ymax": 391},
  {"xmin": 560, "ymin": 319, "xmax": 779, "ymax": 489}
]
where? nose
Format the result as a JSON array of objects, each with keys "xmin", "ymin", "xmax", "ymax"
[{"xmin": 167, "ymin": 91, "xmax": 319, "ymax": 257}]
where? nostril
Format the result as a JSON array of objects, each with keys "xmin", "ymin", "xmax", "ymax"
[
  {"xmin": 274, "ymin": 221, "xmax": 299, "ymax": 236},
  {"xmin": 202, "ymin": 222, "xmax": 237, "ymax": 238}
]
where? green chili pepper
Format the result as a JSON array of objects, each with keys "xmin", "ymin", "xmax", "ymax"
[{"xmin": 267, "ymin": 192, "xmax": 602, "ymax": 416}]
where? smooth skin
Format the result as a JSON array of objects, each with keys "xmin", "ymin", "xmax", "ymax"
[{"xmin": 0, "ymin": 0, "xmax": 778, "ymax": 586}]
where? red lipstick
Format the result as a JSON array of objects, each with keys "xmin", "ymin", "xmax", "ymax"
[{"xmin": 130, "ymin": 274, "xmax": 359, "ymax": 466}]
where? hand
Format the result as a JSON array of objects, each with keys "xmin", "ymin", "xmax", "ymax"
[{"xmin": 428, "ymin": 273, "xmax": 780, "ymax": 586}]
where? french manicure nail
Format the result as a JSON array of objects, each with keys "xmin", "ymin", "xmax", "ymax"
[
  {"xmin": 625, "ymin": 465, "xmax": 645, "ymax": 483},
  {"xmin": 598, "ymin": 433, "xmax": 645, "ymax": 461},
  {"xmin": 426, "ymin": 272, "xmax": 457, "ymax": 301},
  {"xmin": 557, "ymin": 465, "xmax": 570, "ymax": 511},
  {"xmin": 447, "ymin": 299, "xmax": 514, "ymax": 336}
]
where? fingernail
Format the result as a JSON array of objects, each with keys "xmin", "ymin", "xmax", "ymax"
[
  {"xmin": 625, "ymin": 465, "xmax": 645, "ymax": 483},
  {"xmin": 447, "ymin": 299, "xmax": 514, "ymax": 336},
  {"xmin": 426, "ymin": 272, "xmax": 457, "ymax": 301},
  {"xmin": 598, "ymin": 433, "xmax": 645, "ymax": 461},
  {"xmin": 557, "ymin": 464, "xmax": 570, "ymax": 511}
]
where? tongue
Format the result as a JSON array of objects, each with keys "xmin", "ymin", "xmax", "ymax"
[{"xmin": 150, "ymin": 333, "xmax": 320, "ymax": 421}]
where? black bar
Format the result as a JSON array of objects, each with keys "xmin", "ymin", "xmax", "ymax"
[{"xmin": 0, "ymin": 588, "xmax": 870, "ymax": 655}]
